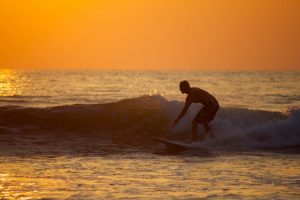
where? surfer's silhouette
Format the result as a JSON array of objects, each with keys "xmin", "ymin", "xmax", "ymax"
[{"xmin": 172, "ymin": 80, "xmax": 219, "ymax": 142}]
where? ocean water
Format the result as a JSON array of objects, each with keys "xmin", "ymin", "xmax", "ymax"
[{"xmin": 0, "ymin": 70, "xmax": 300, "ymax": 199}]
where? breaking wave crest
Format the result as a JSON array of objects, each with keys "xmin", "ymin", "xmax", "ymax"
[{"xmin": 0, "ymin": 95, "xmax": 299, "ymax": 152}]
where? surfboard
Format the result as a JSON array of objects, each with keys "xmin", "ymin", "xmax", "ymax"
[{"xmin": 153, "ymin": 137, "xmax": 189, "ymax": 152}]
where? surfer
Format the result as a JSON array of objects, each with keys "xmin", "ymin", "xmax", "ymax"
[{"xmin": 172, "ymin": 80, "xmax": 219, "ymax": 142}]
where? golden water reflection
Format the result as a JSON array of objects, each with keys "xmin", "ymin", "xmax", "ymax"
[
  {"xmin": 0, "ymin": 69, "xmax": 22, "ymax": 96},
  {"xmin": 0, "ymin": 155, "xmax": 300, "ymax": 199}
]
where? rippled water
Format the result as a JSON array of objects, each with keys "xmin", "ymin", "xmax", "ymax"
[
  {"xmin": 0, "ymin": 70, "xmax": 299, "ymax": 199},
  {"xmin": 0, "ymin": 70, "xmax": 299, "ymax": 111},
  {"xmin": 1, "ymin": 153, "xmax": 300, "ymax": 199}
]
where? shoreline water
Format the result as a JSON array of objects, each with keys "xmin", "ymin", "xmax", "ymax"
[{"xmin": 1, "ymin": 152, "xmax": 300, "ymax": 199}]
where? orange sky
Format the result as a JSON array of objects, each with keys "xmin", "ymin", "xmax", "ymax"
[{"xmin": 1, "ymin": 0, "xmax": 299, "ymax": 70}]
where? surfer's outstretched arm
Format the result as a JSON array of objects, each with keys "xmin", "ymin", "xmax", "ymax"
[{"xmin": 172, "ymin": 100, "xmax": 191, "ymax": 127}]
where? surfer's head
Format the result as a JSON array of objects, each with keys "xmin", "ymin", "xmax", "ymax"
[{"xmin": 179, "ymin": 80, "xmax": 190, "ymax": 94}]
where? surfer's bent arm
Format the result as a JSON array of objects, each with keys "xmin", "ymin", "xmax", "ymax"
[{"xmin": 173, "ymin": 100, "xmax": 191, "ymax": 126}]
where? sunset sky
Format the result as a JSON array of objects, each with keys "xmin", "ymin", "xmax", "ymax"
[{"xmin": 1, "ymin": 0, "xmax": 299, "ymax": 70}]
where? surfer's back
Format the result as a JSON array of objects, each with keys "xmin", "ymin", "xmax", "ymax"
[{"xmin": 187, "ymin": 87, "xmax": 218, "ymax": 107}]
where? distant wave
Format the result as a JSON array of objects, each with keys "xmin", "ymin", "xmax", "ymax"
[{"xmin": 0, "ymin": 95, "xmax": 299, "ymax": 152}]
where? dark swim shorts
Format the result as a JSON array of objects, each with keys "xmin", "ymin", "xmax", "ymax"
[{"xmin": 193, "ymin": 103, "xmax": 219, "ymax": 124}]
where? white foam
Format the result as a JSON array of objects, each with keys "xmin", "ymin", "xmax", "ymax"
[{"xmin": 167, "ymin": 100, "xmax": 300, "ymax": 149}]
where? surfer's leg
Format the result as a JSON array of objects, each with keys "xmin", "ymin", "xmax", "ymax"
[
  {"xmin": 206, "ymin": 105, "xmax": 219, "ymax": 139},
  {"xmin": 203, "ymin": 123, "xmax": 210, "ymax": 133},
  {"xmin": 194, "ymin": 107, "xmax": 211, "ymax": 141},
  {"xmin": 203, "ymin": 122, "xmax": 215, "ymax": 139},
  {"xmin": 192, "ymin": 121, "xmax": 198, "ymax": 142},
  {"xmin": 193, "ymin": 108, "xmax": 209, "ymax": 142}
]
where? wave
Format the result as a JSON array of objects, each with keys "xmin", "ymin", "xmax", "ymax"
[{"xmin": 0, "ymin": 95, "xmax": 299, "ymax": 152}]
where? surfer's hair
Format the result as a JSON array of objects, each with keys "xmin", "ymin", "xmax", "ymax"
[{"xmin": 179, "ymin": 80, "xmax": 190, "ymax": 90}]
